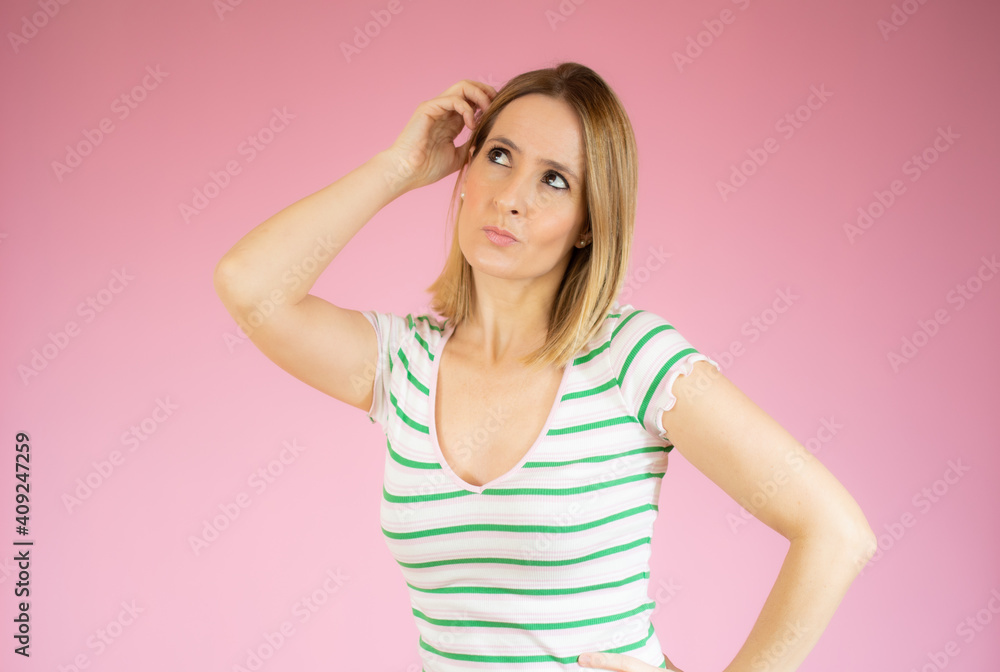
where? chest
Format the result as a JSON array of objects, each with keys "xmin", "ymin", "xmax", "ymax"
[{"xmin": 434, "ymin": 354, "xmax": 565, "ymax": 488}]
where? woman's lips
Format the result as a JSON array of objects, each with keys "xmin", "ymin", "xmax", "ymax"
[{"xmin": 483, "ymin": 227, "xmax": 518, "ymax": 246}]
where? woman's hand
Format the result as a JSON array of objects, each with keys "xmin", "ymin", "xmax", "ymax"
[
  {"xmin": 384, "ymin": 79, "xmax": 498, "ymax": 192},
  {"xmin": 577, "ymin": 651, "xmax": 686, "ymax": 672}
]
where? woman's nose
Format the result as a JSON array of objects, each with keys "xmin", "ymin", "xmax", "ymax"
[{"xmin": 492, "ymin": 175, "xmax": 537, "ymax": 213}]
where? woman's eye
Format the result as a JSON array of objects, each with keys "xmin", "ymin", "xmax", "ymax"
[
  {"xmin": 544, "ymin": 173, "xmax": 568, "ymax": 190},
  {"xmin": 487, "ymin": 147, "xmax": 568, "ymax": 190},
  {"xmin": 487, "ymin": 147, "xmax": 510, "ymax": 166}
]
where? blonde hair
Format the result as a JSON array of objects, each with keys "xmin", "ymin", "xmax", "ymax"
[{"xmin": 425, "ymin": 62, "xmax": 638, "ymax": 369}]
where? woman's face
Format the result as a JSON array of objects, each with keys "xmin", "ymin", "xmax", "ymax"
[{"xmin": 458, "ymin": 93, "xmax": 589, "ymax": 288}]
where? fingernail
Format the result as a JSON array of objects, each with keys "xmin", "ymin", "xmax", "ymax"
[{"xmin": 578, "ymin": 654, "xmax": 593, "ymax": 666}]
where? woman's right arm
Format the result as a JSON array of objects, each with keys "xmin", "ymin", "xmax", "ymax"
[
  {"xmin": 212, "ymin": 79, "xmax": 497, "ymax": 412},
  {"xmin": 213, "ymin": 150, "xmax": 414, "ymax": 412}
]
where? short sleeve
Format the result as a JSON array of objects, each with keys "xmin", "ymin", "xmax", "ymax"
[
  {"xmin": 359, "ymin": 310, "xmax": 403, "ymax": 428},
  {"xmin": 608, "ymin": 304, "xmax": 720, "ymax": 443}
]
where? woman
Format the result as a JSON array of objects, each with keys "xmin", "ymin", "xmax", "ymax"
[{"xmin": 214, "ymin": 62, "xmax": 877, "ymax": 671}]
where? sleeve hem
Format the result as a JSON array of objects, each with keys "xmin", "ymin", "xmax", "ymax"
[
  {"xmin": 359, "ymin": 310, "xmax": 383, "ymax": 424},
  {"xmin": 652, "ymin": 353, "xmax": 721, "ymax": 441}
]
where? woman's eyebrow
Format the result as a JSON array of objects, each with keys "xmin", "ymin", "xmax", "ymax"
[{"xmin": 489, "ymin": 135, "xmax": 579, "ymax": 182}]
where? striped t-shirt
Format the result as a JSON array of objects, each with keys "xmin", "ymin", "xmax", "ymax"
[{"xmin": 360, "ymin": 300, "xmax": 720, "ymax": 671}]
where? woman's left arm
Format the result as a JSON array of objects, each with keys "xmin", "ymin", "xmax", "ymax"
[
  {"xmin": 578, "ymin": 360, "xmax": 878, "ymax": 672},
  {"xmin": 665, "ymin": 360, "xmax": 877, "ymax": 671}
]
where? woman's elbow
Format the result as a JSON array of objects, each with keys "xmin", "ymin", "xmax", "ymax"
[{"xmin": 824, "ymin": 514, "xmax": 878, "ymax": 570}]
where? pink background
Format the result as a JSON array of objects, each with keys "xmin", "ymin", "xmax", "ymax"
[{"xmin": 2, "ymin": 0, "xmax": 998, "ymax": 670}]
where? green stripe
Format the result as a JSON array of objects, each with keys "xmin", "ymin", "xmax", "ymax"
[
  {"xmin": 474, "ymin": 471, "xmax": 664, "ymax": 497},
  {"xmin": 384, "ymin": 471, "xmax": 664, "ymax": 504},
  {"xmin": 387, "ymin": 437, "xmax": 667, "ymax": 473},
  {"xmin": 612, "ymin": 308, "xmax": 644, "ymax": 341},
  {"xmin": 559, "ymin": 310, "xmax": 622, "ymax": 364},
  {"xmin": 614, "ymin": 311, "xmax": 701, "ymax": 435},
  {"xmin": 562, "ymin": 377, "xmax": 617, "ymax": 400},
  {"xmin": 636, "ymin": 347, "xmax": 700, "ymax": 429},
  {"xmin": 385, "ymin": 436, "xmax": 441, "ymax": 469},
  {"xmin": 383, "ymin": 483, "xmax": 468, "ymax": 504},
  {"xmin": 382, "ymin": 446, "xmax": 670, "ymax": 503},
  {"xmin": 525, "ymin": 444, "xmax": 668, "ymax": 467},
  {"xmin": 415, "ymin": 315, "xmax": 446, "ymax": 332},
  {"xmin": 389, "ymin": 391, "xmax": 429, "ymax": 434},
  {"xmin": 383, "ymin": 503, "xmax": 657, "ymax": 540},
  {"xmin": 573, "ymin": 340, "xmax": 609, "ymax": 364},
  {"xmin": 618, "ymin": 323, "xmax": 676, "ymax": 389},
  {"xmin": 395, "ymin": 535, "xmax": 650, "ymax": 569},
  {"xmin": 413, "ymin": 599, "xmax": 655, "ymax": 630},
  {"xmin": 609, "ymin": 309, "xmax": 653, "ymax": 390},
  {"xmin": 397, "ymin": 349, "xmax": 430, "ymax": 395},
  {"xmin": 417, "ymin": 621, "xmax": 657, "ymax": 664},
  {"xmin": 406, "ymin": 570, "xmax": 649, "ymax": 596},
  {"xmin": 404, "ymin": 313, "xmax": 436, "ymax": 361},
  {"xmin": 547, "ymin": 414, "xmax": 640, "ymax": 435},
  {"xmin": 415, "ymin": 335, "xmax": 434, "ymax": 362}
]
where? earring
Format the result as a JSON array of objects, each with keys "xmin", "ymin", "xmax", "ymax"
[{"xmin": 460, "ymin": 192, "xmax": 465, "ymax": 199}]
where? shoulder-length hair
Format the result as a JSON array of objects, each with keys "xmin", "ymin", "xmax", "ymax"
[{"xmin": 425, "ymin": 61, "xmax": 638, "ymax": 370}]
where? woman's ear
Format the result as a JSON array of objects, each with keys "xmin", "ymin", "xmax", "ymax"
[{"xmin": 459, "ymin": 146, "xmax": 475, "ymax": 194}]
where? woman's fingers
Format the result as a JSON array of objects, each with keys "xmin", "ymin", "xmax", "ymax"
[
  {"xmin": 449, "ymin": 96, "xmax": 475, "ymax": 129},
  {"xmin": 577, "ymin": 651, "xmax": 662, "ymax": 671},
  {"xmin": 442, "ymin": 80, "xmax": 497, "ymax": 122},
  {"xmin": 465, "ymin": 81, "xmax": 497, "ymax": 112},
  {"xmin": 384, "ymin": 78, "xmax": 498, "ymax": 190},
  {"xmin": 443, "ymin": 79, "xmax": 497, "ymax": 105}
]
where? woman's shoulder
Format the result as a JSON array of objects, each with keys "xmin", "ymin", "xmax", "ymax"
[
  {"xmin": 360, "ymin": 308, "xmax": 449, "ymax": 358},
  {"xmin": 607, "ymin": 300, "xmax": 678, "ymax": 335},
  {"xmin": 580, "ymin": 299, "xmax": 691, "ymax": 357},
  {"xmin": 583, "ymin": 299, "xmax": 649, "ymax": 345},
  {"xmin": 406, "ymin": 311, "xmax": 449, "ymax": 337}
]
